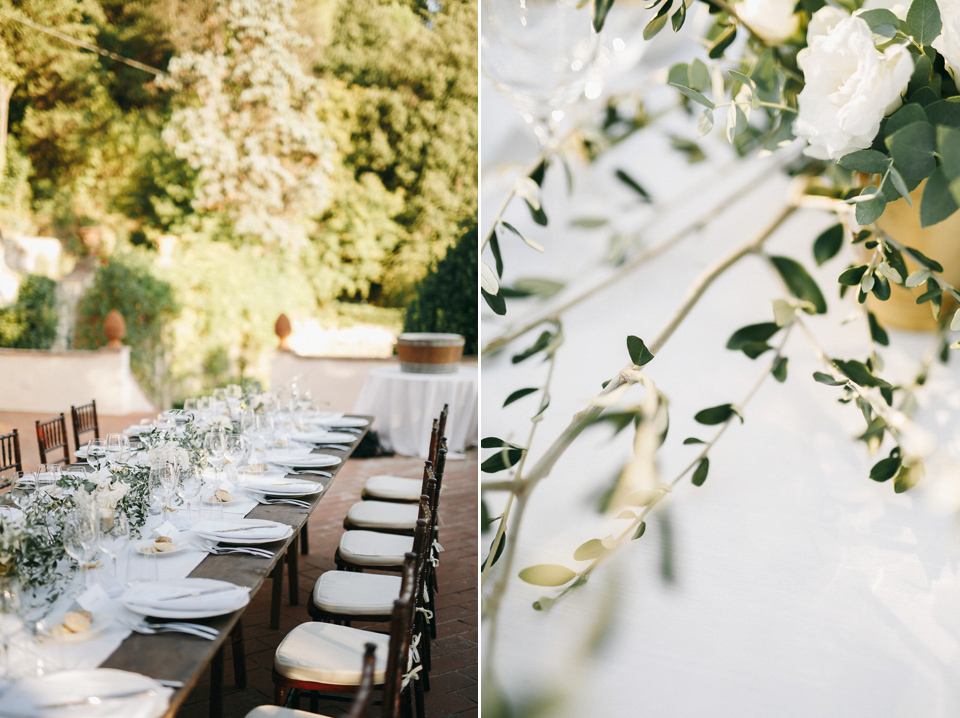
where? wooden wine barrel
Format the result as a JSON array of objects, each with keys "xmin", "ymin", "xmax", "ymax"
[{"xmin": 396, "ymin": 333, "xmax": 465, "ymax": 373}]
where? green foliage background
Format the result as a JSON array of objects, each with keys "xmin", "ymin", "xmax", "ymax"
[
  {"xmin": 404, "ymin": 220, "xmax": 479, "ymax": 355},
  {"xmin": 0, "ymin": 0, "xmax": 477, "ymax": 401},
  {"xmin": 0, "ymin": 274, "xmax": 58, "ymax": 349}
]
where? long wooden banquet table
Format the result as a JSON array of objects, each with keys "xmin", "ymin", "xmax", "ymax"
[{"xmin": 87, "ymin": 418, "xmax": 371, "ymax": 718}]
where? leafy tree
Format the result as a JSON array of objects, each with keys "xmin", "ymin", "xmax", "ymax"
[
  {"xmin": 315, "ymin": 0, "xmax": 478, "ymax": 303},
  {"xmin": 0, "ymin": 273, "xmax": 58, "ymax": 349},
  {"xmin": 403, "ymin": 220, "xmax": 478, "ymax": 354},
  {"xmin": 162, "ymin": 0, "xmax": 335, "ymax": 248}
]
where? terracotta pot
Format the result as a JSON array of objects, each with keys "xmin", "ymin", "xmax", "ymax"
[
  {"xmin": 396, "ymin": 333, "xmax": 464, "ymax": 373},
  {"xmin": 869, "ymin": 183, "xmax": 960, "ymax": 330}
]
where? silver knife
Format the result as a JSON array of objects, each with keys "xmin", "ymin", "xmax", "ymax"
[{"xmin": 158, "ymin": 585, "xmax": 238, "ymax": 601}]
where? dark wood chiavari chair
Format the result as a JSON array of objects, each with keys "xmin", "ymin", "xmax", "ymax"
[
  {"xmin": 35, "ymin": 413, "xmax": 71, "ymax": 466},
  {"xmin": 70, "ymin": 399, "xmax": 100, "ymax": 453}
]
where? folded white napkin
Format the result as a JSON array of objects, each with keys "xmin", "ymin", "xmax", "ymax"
[
  {"xmin": 121, "ymin": 580, "xmax": 249, "ymax": 612},
  {"xmin": 193, "ymin": 519, "xmax": 291, "ymax": 540},
  {"xmin": 271, "ymin": 453, "xmax": 341, "ymax": 468}
]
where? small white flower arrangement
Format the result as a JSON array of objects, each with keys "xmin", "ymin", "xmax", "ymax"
[{"xmin": 147, "ymin": 441, "xmax": 191, "ymax": 473}]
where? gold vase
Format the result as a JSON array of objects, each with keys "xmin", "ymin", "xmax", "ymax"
[{"xmin": 870, "ymin": 184, "xmax": 960, "ymax": 330}]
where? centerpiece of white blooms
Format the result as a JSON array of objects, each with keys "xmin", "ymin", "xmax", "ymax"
[{"xmin": 481, "ymin": 0, "xmax": 960, "ymax": 710}]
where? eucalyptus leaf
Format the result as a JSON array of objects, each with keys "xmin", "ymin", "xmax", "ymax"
[
  {"xmin": 813, "ymin": 223, "xmax": 844, "ymax": 265},
  {"xmin": 573, "ymin": 538, "xmax": 607, "ymax": 561},
  {"xmin": 694, "ymin": 403, "xmax": 741, "ymax": 425},
  {"xmin": 813, "ymin": 371, "xmax": 847, "ymax": 386},
  {"xmin": 839, "ymin": 265, "xmax": 869, "ymax": 285},
  {"xmin": 615, "ymin": 169, "xmax": 652, "ymax": 201},
  {"xmin": 920, "ymin": 167, "xmax": 959, "ymax": 227},
  {"xmin": 698, "ymin": 108, "xmax": 715, "ymax": 137},
  {"xmin": 770, "ymin": 255, "xmax": 827, "ymax": 314},
  {"xmin": 690, "ymin": 58, "xmax": 711, "ymax": 91},
  {"xmin": 772, "ymin": 356, "xmax": 788, "ymax": 382},
  {"xmin": 855, "ymin": 187, "xmax": 887, "ymax": 225},
  {"xmin": 481, "ymin": 436, "xmax": 524, "ymax": 449},
  {"xmin": 490, "ymin": 231, "xmax": 504, "ymax": 277},
  {"xmin": 670, "ymin": 82, "xmax": 715, "ymax": 110},
  {"xmin": 838, "ymin": 149, "xmax": 890, "ymax": 175},
  {"xmin": 632, "ymin": 522, "xmax": 646, "ymax": 540},
  {"xmin": 627, "ymin": 335, "xmax": 655, "ymax": 367},
  {"xmin": 593, "ymin": 0, "xmax": 616, "ymax": 31},
  {"xmin": 482, "ymin": 288, "xmax": 506, "ymax": 316},
  {"xmin": 886, "ymin": 121, "xmax": 937, "ymax": 179},
  {"xmin": 481, "ymin": 447, "xmax": 525, "ymax": 473},
  {"xmin": 868, "ymin": 312, "xmax": 890, "ymax": 346},
  {"xmin": 833, "ymin": 359, "xmax": 892, "ymax": 388},
  {"xmin": 691, "ymin": 457, "xmax": 710, "ymax": 486},
  {"xmin": 502, "ymin": 221, "xmax": 545, "ymax": 252},
  {"xmin": 503, "ymin": 387, "xmax": 539, "ymax": 407},
  {"xmin": 708, "ymin": 23, "xmax": 736, "ymax": 59},
  {"xmin": 518, "ymin": 564, "xmax": 577, "ymax": 587},
  {"xmin": 906, "ymin": 0, "xmax": 942, "ymax": 46}
]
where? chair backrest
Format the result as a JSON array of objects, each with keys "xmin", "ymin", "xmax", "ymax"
[
  {"xmin": 436, "ymin": 404, "xmax": 448, "ymax": 443},
  {"xmin": 36, "ymin": 413, "xmax": 71, "ymax": 466},
  {"xmin": 0, "ymin": 429, "xmax": 22, "ymax": 474},
  {"xmin": 346, "ymin": 643, "xmax": 378, "ymax": 718},
  {"xmin": 427, "ymin": 419, "xmax": 439, "ymax": 466},
  {"xmin": 381, "ymin": 553, "xmax": 417, "ymax": 718},
  {"xmin": 70, "ymin": 400, "xmax": 99, "ymax": 453}
]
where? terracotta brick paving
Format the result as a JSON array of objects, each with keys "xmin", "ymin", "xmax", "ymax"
[{"xmin": 0, "ymin": 411, "xmax": 478, "ymax": 717}]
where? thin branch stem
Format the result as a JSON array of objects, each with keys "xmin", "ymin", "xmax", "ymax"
[
  {"xmin": 482, "ymin": 201, "xmax": 797, "ymax": 652},
  {"xmin": 549, "ymin": 323, "xmax": 794, "ymax": 602},
  {"xmin": 483, "ymin": 148, "xmax": 803, "ymax": 355}
]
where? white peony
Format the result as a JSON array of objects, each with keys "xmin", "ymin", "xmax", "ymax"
[
  {"xmin": 933, "ymin": 0, "xmax": 960, "ymax": 77},
  {"xmin": 735, "ymin": 0, "xmax": 799, "ymax": 44},
  {"xmin": 794, "ymin": 13, "xmax": 914, "ymax": 160},
  {"xmin": 807, "ymin": 5, "xmax": 849, "ymax": 41},
  {"xmin": 147, "ymin": 441, "xmax": 191, "ymax": 472}
]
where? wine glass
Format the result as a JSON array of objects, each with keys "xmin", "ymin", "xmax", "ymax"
[
  {"xmin": 86, "ymin": 438, "xmax": 107, "ymax": 472},
  {"xmin": 481, "ymin": 0, "xmax": 601, "ymax": 145},
  {"xmin": 10, "ymin": 472, "xmax": 35, "ymax": 510},
  {"xmin": 99, "ymin": 510, "xmax": 129, "ymax": 582},
  {"xmin": 204, "ymin": 431, "xmax": 227, "ymax": 484},
  {"xmin": 223, "ymin": 433, "xmax": 246, "ymax": 477},
  {"xmin": 63, "ymin": 509, "xmax": 100, "ymax": 596},
  {"xmin": 0, "ymin": 575, "xmax": 22, "ymax": 680},
  {"xmin": 105, "ymin": 433, "xmax": 126, "ymax": 468},
  {"xmin": 34, "ymin": 464, "xmax": 60, "ymax": 489}
]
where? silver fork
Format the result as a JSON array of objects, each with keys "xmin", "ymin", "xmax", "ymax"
[
  {"xmin": 123, "ymin": 619, "xmax": 219, "ymax": 640},
  {"xmin": 283, "ymin": 469, "xmax": 333, "ymax": 477},
  {"xmin": 196, "ymin": 542, "xmax": 275, "ymax": 558},
  {"xmin": 254, "ymin": 496, "xmax": 311, "ymax": 508}
]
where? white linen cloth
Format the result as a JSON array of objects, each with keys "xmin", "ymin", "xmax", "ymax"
[{"xmin": 353, "ymin": 365, "xmax": 478, "ymax": 457}]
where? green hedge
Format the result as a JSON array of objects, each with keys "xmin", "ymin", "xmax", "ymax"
[
  {"xmin": 403, "ymin": 221, "xmax": 478, "ymax": 355},
  {"xmin": 0, "ymin": 274, "xmax": 59, "ymax": 349},
  {"xmin": 74, "ymin": 251, "xmax": 179, "ymax": 402}
]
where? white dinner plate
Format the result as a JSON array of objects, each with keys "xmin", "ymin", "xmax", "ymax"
[
  {"xmin": 121, "ymin": 578, "xmax": 250, "ymax": 619},
  {"xmin": 239, "ymin": 467, "xmax": 287, "ymax": 481},
  {"xmin": 134, "ymin": 538, "xmax": 189, "ymax": 556},
  {"xmin": 0, "ymin": 668, "xmax": 172, "ymax": 718},
  {"xmin": 262, "ymin": 446, "xmax": 314, "ymax": 463},
  {"xmin": 309, "ymin": 416, "xmax": 368, "ymax": 428},
  {"xmin": 290, "ymin": 430, "xmax": 358, "ymax": 444},
  {"xmin": 193, "ymin": 518, "xmax": 294, "ymax": 544},
  {"xmin": 270, "ymin": 453, "xmax": 342, "ymax": 469},
  {"xmin": 242, "ymin": 476, "xmax": 324, "ymax": 496}
]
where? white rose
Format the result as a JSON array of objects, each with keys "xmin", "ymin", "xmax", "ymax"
[
  {"xmin": 933, "ymin": 0, "xmax": 960, "ymax": 77},
  {"xmin": 735, "ymin": 0, "xmax": 799, "ymax": 43},
  {"xmin": 794, "ymin": 14, "xmax": 914, "ymax": 160},
  {"xmin": 807, "ymin": 5, "xmax": 849, "ymax": 42}
]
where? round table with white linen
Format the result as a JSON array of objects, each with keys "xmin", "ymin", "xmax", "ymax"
[{"xmin": 353, "ymin": 365, "xmax": 478, "ymax": 458}]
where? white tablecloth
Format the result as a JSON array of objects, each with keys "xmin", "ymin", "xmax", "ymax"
[{"xmin": 353, "ymin": 365, "xmax": 478, "ymax": 458}]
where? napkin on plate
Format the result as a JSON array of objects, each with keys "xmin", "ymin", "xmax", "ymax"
[
  {"xmin": 193, "ymin": 519, "xmax": 291, "ymax": 541},
  {"xmin": 121, "ymin": 580, "xmax": 249, "ymax": 612}
]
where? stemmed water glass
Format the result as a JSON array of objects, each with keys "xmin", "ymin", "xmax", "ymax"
[
  {"xmin": 204, "ymin": 431, "xmax": 228, "ymax": 484},
  {"xmin": 223, "ymin": 433, "xmax": 246, "ymax": 477},
  {"xmin": 481, "ymin": 0, "xmax": 601, "ymax": 145},
  {"xmin": 99, "ymin": 509, "xmax": 130, "ymax": 583},
  {"xmin": 105, "ymin": 433, "xmax": 128, "ymax": 468},
  {"xmin": 10, "ymin": 472, "xmax": 35, "ymax": 511},
  {"xmin": 0, "ymin": 575, "xmax": 22, "ymax": 681},
  {"xmin": 86, "ymin": 438, "xmax": 107, "ymax": 472},
  {"xmin": 63, "ymin": 508, "xmax": 100, "ymax": 596}
]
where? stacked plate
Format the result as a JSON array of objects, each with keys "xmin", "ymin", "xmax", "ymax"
[
  {"xmin": 268, "ymin": 453, "xmax": 342, "ymax": 470},
  {"xmin": 121, "ymin": 578, "xmax": 250, "ymax": 619},
  {"xmin": 0, "ymin": 668, "xmax": 173, "ymax": 717},
  {"xmin": 193, "ymin": 518, "xmax": 294, "ymax": 544},
  {"xmin": 309, "ymin": 415, "xmax": 369, "ymax": 429},
  {"xmin": 242, "ymin": 475, "xmax": 324, "ymax": 497},
  {"xmin": 290, "ymin": 429, "xmax": 358, "ymax": 444}
]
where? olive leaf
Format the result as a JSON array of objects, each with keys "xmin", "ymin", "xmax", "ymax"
[{"xmin": 518, "ymin": 564, "xmax": 577, "ymax": 587}]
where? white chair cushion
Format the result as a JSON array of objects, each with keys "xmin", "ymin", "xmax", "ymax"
[
  {"xmin": 274, "ymin": 621, "xmax": 389, "ymax": 685},
  {"xmin": 246, "ymin": 707, "xmax": 335, "ymax": 718},
  {"xmin": 346, "ymin": 500, "xmax": 419, "ymax": 530},
  {"xmin": 363, "ymin": 475, "xmax": 422, "ymax": 501},
  {"xmin": 339, "ymin": 530, "xmax": 413, "ymax": 566},
  {"xmin": 313, "ymin": 571, "xmax": 403, "ymax": 615}
]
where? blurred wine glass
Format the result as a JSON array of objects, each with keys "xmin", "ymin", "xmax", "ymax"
[
  {"xmin": 86, "ymin": 438, "xmax": 107, "ymax": 472},
  {"xmin": 481, "ymin": 0, "xmax": 600, "ymax": 145},
  {"xmin": 63, "ymin": 509, "xmax": 100, "ymax": 596}
]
